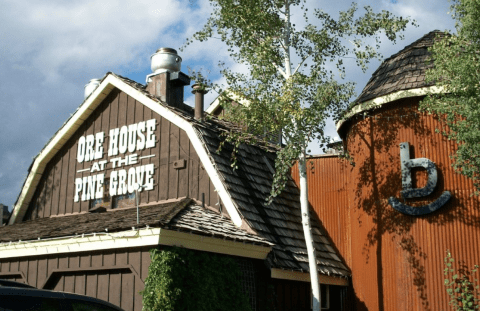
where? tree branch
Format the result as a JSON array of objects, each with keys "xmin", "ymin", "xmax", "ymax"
[
  {"xmin": 273, "ymin": 62, "xmax": 288, "ymax": 79},
  {"xmin": 278, "ymin": 39, "xmax": 288, "ymax": 52},
  {"xmin": 271, "ymin": 1, "xmax": 286, "ymax": 15},
  {"xmin": 284, "ymin": 0, "xmax": 292, "ymax": 77},
  {"xmin": 292, "ymin": 52, "xmax": 313, "ymax": 76}
]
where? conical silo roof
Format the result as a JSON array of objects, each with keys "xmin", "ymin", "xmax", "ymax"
[{"xmin": 353, "ymin": 30, "xmax": 447, "ymax": 106}]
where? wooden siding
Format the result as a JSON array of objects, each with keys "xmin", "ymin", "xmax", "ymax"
[
  {"xmin": 0, "ymin": 247, "xmax": 289, "ymax": 311},
  {"xmin": 0, "ymin": 247, "xmax": 151, "ymax": 311},
  {"xmin": 24, "ymin": 89, "xmax": 219, "ymax": 220}
]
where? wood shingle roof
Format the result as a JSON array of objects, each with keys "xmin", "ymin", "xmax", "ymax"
[
  {"xmin": 0, "ymin": 199, "xmax": 270, "ymax": 246},
  {"xmin": 354, "ymin": 30, "xmax": 447, "ymax": 105},
  {"xmin": 195, "ymin": 120, "xmax": 350, "ymax": 277}
]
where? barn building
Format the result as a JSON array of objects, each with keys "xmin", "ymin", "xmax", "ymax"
[{"xmin": 0, "ymin": 48, "xmax": 349, "ymax": 310}]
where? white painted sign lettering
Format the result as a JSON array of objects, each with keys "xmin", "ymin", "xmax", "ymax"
[{"xmin": 74, "ymin": 119, "xmax": 157, "ymax": 202}]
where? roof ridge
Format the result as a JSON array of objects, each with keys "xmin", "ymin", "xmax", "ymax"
[{"xmin": 163, "ymin": 198, "xmax": 194, "ymax": 224}]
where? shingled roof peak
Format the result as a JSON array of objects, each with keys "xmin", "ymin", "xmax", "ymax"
[
  {"xmin": 379, "ymin": 30, "xmax": 445, "ymax": 65},
  {"xmin": 352, "ymin": 30, "xmax": 448, "ymax": 106}
]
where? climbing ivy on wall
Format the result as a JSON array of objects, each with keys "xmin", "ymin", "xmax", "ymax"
[
  {"xmin": 444, "ymin": 250, "xmax": 479, "ymax": 311},
  {"xmin": 141, "ymin": 247, "xmax": 253, "ymax": 311}
]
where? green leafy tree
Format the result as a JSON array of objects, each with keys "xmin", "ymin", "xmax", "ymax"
[
  {"xmin": 184, "ymin": 1, "xmax": 414, "ymax": 309},
  {"xmin": 141, "ymin": 248, "xmax": 252, "ymax": 311},
  {"xmin": 421, "ymin": 0, "xmax": 480, "ymax": 193},
  {"xmin": 444, "ymin": 250, "xmax": 479, "ymax": 310}
]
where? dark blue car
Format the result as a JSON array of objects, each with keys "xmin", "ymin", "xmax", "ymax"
[{"xmin": 0, "ymin": 280, "xmax": 124, "ymax": 311}]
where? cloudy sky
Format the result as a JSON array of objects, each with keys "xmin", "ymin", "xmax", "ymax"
[{"xmin": 0, "ymin": 0, "xmax": 456, "ymax": 210}]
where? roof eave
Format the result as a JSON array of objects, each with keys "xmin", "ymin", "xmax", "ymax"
[{"xmin": 336, "ymin": 85, "xmax": 445, "ymax": 136}]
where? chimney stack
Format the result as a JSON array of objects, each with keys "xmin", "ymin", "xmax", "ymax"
[
  {"xmin": 84, "ymin": 79, "xmax": 101, "ymax": 99},
  {"xmin": 192, "ymin": 84, "xmax": 208, "ymax": 121},
  {"xmin": 0, "ymin": 204, "xmax": 9, "ymax": 226},
  {"xmin": 146, "ymin": 48, "xmax": 190, "ymax": 109}
]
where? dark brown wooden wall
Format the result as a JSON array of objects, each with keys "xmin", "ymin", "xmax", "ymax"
[
  {"xmin": 24, "ymin": 89, "xmax": 219, "ymax": 220},
  {"xmin": 0, "ymin": 248, "xmax": 291, "ymax": 311},
  {"xmin": 0, "ymin": 247, "xmax": 151, "ymax": 311},
  {"xmin": 0, "ymin": 245, "xmax": 344, "ymax": 311}
]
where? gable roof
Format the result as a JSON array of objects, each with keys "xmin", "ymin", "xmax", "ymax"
[
  {"xmin": 205, "ymin": 89, "xmax": 251, "ymax": 115},
  {"xmin": 9, "ymin": 73, "xmax": 244, "ymax": 227},
  {"xmin": 9, "ymin": 72, "xmax": 350, "ymax": 278}
]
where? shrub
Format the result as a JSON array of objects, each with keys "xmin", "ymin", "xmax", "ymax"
[
  {"xmin": 141, "ymin": 247, "xmax": 253, "ymax": 311},
  {"xmin": 444, "ymin": 250, "xmax": 479, "ymax": 311}
]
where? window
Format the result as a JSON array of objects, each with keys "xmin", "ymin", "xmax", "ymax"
[
  {"xmin": 89, "ymin": 178, "xmax": 137, "ymax": 210},
  {"xmin": 311, "ymin": 285, "xmax": 330, "ymax": 310},
  {"xmin": 238, "ymin": 259, "xmax": 257, "ymax": 311},
  {"xmin": 89, "ymin": 179, "xmax": 111, "ymax": 210},
  {"xmin": 112, "ymin": 192, "xmax": 135, "ymax": 209},
  {"xmin": 321, "ymin": 284, "xmax": 330, "ymax": 310}
]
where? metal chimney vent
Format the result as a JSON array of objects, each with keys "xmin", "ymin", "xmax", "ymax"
[
  {"xmin": 84, "ymin": 79, "xmax": 101, "ymax": 99},
  {"xmin": 145, "ymin": 47, "xmax": 190, "ymax": 106},
  {"xmin": 147, "ymin": 48, "xmax": 182, "ymax": 83}
]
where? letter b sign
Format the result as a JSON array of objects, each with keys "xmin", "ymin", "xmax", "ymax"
[{"xmin": 388, "ymin": 142, "xmax": 451, "ymax": 216}]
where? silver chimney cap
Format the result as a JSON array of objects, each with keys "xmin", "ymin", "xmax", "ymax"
[
  {"xmin": 84, "ymin": 79, "xmax": 101, "ymax": 99},
  {"xmin": 150, "ymin": 47, "xmax": 182, "ymax": 74}
]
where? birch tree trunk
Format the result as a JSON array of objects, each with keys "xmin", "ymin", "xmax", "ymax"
[
  {"xmin": 299, "ymin": 144, "xmax": 321, "ymax": 311},
  {"xmin": 283, "ymin": 2, "xmax": 320, "ymax": 308}
]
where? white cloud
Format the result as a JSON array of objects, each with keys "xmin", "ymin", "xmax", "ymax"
[{"xmin": 0, "ymin": 0, "xmax": 204, "ymax": 84}]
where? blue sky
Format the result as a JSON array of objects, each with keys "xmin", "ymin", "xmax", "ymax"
[{"xmin": 0, "ymin": 0, "xmax": 455, "ymax": 210}]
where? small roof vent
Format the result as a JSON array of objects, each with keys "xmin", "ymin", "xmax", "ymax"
[
  {"xmin": 150, "ymin": 47, "xmax": 182, "ymax": 74},
  {"xmin": 0, "ymin": 204, "xmax": 9, "ymax": 226},
  {"xmin": 84, "ymin": 79, "xmax": 101, "ymax": 99}
]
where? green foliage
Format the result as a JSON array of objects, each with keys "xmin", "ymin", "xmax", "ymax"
[
  {"xmin": 184, "ymin": 0, "xmax": 414, "ymax": 199},
  {"xmin": 421, "ymin": 0, "xmax": 480, "ymax": 193},
  {"xmin": 185, "ymin": 3, "xmax": 414, "ymax": 310},
  {"xmin": 444, "ymin": 250, "xmax": 479, "ymax": 310},
  {"xmin": 141, "ymin": 247, "xmax": 252, "ymax": 311}
]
